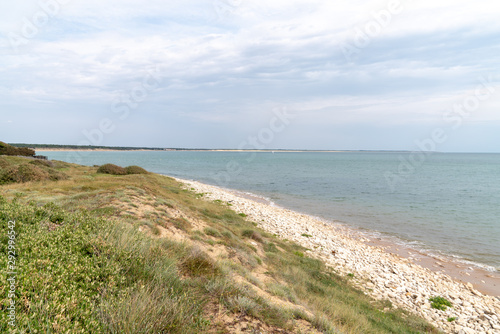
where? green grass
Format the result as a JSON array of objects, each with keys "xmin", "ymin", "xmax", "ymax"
[
  {"xmin": 0, "ymin": 155, "xmax": 441, "ymax": 333},
  {"xmin": 0, "ymin": 198, "xmax": 208, "ymax": 333},
  {"xmin": 429, "ymin": 296, "xmax": 452, "ymax": 311}
]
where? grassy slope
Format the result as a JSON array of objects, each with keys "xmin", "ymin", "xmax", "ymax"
[{"xmin": 0, "ymin": 156, "xmax": 440, "ymax": 334}]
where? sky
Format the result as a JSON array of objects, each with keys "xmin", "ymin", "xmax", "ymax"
[{"xmin": 0, "ymin": 0, "xmax": 499, "ymax": 152}]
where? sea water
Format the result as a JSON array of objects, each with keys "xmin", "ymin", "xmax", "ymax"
[{"xmin": 44, "ymin": 151, "xmax": 500, "ymax": 271}]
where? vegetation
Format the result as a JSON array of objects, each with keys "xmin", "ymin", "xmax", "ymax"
[
  {"xmin": 96, "ymin": 164, "xmax": 128, "ymax": 175},
  {"xmin": 0, "ymin": 141, "xmax": 34, "ymax": 157},
  {"xmin": 97, "ymin": 164, "xmax": 149, "ymax": 176},
  {"xmin": 0, "ymin": 155, "xmax": 440, "ymax": 333},
  {"xmin": 125, "ymin": 165, "xmax": 149, "ymax": 175},
  {"xmin": 8, "ymin": 143, "xmax": 166, "ymax": 151},
  {"xmin": 0, "ymin": 156, "xmax": 68, "ymax": 185},
  {"xmin": 429, "ymin": 296, "xmax": 452, "ymax": 311}
]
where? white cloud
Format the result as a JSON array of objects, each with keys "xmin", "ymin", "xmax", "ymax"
[{"xmin": 0, "ymin": 0, "xmax": 499, "ymax": 150}]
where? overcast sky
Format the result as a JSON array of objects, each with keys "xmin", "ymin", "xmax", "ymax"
[{"xmin": 1, "ymin": 0, "xmax": 499, "ymax": 151}]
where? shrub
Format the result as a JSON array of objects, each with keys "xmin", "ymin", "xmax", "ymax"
[
  {"xmin": 0, "ymin": 164, "xmax": 50, "ymax": 184},
  {"xmin": 429, "ymin": 296, "xmax": 452, "ymax": 311},
  {"xmin": 125, "ymin": 165, "xmax": 149, "ymax": 175},
  {"xmin": 241, "ymin": 229, "xmax": 263, "ymax": 243},
  {"xmin": 226, "ymin": 296, "xmax": 261, "ymax": 316},
  {"xmin": 97, "ymin": 164, "xmax": 127, "ymax": 175},
  {"xmin": 264, "ymin": 242, "xmax": 279, "ymax": 253},
  {"xmin": 179, "ymin": 248, "xmax": 220, "ymax": 277},
  {"xmin": 204, "ymin": 227, "xmax": 221, "ymax": 238},
  {"xmin": 171, "ymin": 217, "xmax": 191, "ymax": 231},
  {"xmin": 30, "ymin": 159, "xmax": 54, "ymax": 168},
  {"xmin": 0, "ymin": 157, "xmax": 11, "ymax": 169},
  {"xmin": 0, "ymin": 141, "xmax": 35, "ymax": 156}
]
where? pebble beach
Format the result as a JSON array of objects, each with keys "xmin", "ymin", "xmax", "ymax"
[{"xmin": 177, "ymin": 177, "xmax": 500, "ymax": 334}]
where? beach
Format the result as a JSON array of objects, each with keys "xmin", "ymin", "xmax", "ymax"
[{"xmin": 177, "ymin": 177, "xmax": 500, "ymax": 334}]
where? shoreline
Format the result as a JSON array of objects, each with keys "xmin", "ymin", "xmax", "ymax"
[
  {"xmin": 187, "ymin": 180, "xmax": 500, "ymax": 296},
  {"xmin": 35, "ymin": 148, "xmax": 412, "ymax": 153},
  {"xmin": 176, "ymin": 176, "xmax": 500, "ymax": 333},
  {"xmin": 35, "ymin": 148, "xmax": 162, "ymax": 152}
]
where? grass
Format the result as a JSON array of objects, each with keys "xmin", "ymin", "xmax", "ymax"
[{"xmin": 0, "ymin": 155, "xmax": 441, "ymax": 333}]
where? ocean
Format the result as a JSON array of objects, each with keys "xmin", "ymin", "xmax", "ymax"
[{"xmin": 44, "ymin": 150, "xmax": 500, "ymax": 272}]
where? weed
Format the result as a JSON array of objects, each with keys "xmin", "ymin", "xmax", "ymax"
[
  {"xmin": 264, "ymin": 242, "xmax": 279, "ymax": 253},
  {"xmin": 429, "ymin": 296, "xmax": 452, "ymax": 311},
  {"xmin": 179, "ymin": 248, "xmax": 220, "ymax": 278},
  {"xmin": 204, "ymin": 227, "xmax": 222, "ymax": 238},
  {"xmin": 221, "ymin": 231, "xmax": 234, "ymax": 239},
  {"xmin": 267, "ymin": 283, "xmax": 298, "ymax": 303},
  {"xmin": 171, "ymin": 217, "xmax": 191, "ymax": 231},
  {"xmin": 241, "ymin": 229, "xmax": 263, "ymax": 243}
]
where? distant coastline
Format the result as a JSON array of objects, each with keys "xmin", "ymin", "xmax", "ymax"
[{"xmin": 10, "ymin": 143, "xmax": 413, "ymax": 153}]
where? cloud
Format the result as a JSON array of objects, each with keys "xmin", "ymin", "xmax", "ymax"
[{"xmin": 0, "ymin": 0, "xmax": 499, "ymax": 150}]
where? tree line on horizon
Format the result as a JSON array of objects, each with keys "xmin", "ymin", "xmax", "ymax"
[{"xmin": 8, "ymin": 143, "xmax": 167, "ymax": 151}]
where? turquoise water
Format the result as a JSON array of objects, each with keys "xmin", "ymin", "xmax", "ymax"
[{"xmin": 45, "ymin": 151, "xmax": 500, "ymax": 271}]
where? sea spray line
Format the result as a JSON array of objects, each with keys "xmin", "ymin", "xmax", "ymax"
[{"xmin": 385, "ymin": 74, "xmax": 498, "ymax": 192}]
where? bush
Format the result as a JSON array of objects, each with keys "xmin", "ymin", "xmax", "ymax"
[
  {"xmin": 0, "ymin": 164, "xmax": 50, "ymax": 184},
  {"xmin": 0, "ymin": 141, "xmax": 35, "ymax": 157},
  {"xmin": 30, "ymin": 159, "xmax": 54, "ymax": 168},
  {"xmin": 204, "ymin": 227, "xmax": 221, "ymax": 237},
  {"xmin": 179, "ymin": 248, "xmax": 220, "ymax": 277},
  {"xmin": 125, "ymin": 165, "xmax": 149, "ymax": 175},
  {"xmin": 0, "ymin": 157, "xmax": 10, "ymax": 169},
  {"xmin": 241, "ymin": 229, "xmax": 263, "ymax": 243},
  {"xmin": 97, "ymin": 164, "xmax": 127, "ymax": 175},
  {"xmin": 429, "ymin": 296, "xmax": 452, "ymax": 311},
  {"xmin": 0, "ymin": 159, "xmax": 68, "ymax": 184}
]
